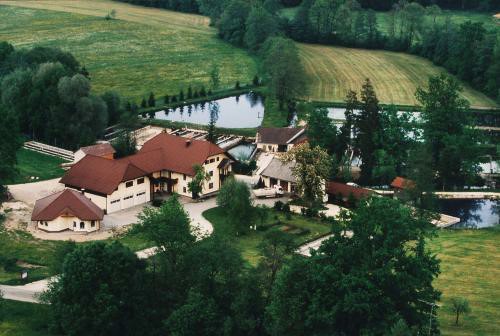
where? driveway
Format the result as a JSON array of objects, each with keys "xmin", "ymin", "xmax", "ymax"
[
  {"xmin": 102, "ymin": 204, "xmax": 147, "ymax": 229},
  {"xmin": 7, "ymin": 178, "xmax": 64, "ymax": 206}
]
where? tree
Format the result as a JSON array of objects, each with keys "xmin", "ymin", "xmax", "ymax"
[
  {"xmin": 281, "ymin": 143, "xmax": 331, "ymax": 208},
  {"xmin": 141, "ymin": 98, "xmax": 147, "ymax": 108},
  {"xmin": 209, "ymin": 64, "xmax": 220, "ymax": 90},
  {"xmin": 254, "ymin": 204, "xmax": 270, "ymax": 230},
  {"xmin": 206, "ymin": 102, "xmax": 219, "ymax": 143},
  {"xmin": 449, "ymin": 297, "xmax": 471, "ymax": 326},
  {"xmin": 416, "ymin": 74, "xmax": 480, "ymax": 189},
  {"xmin": 337, "ymin": 89, "xmax": 357, "ymax": 160},
  {"xmin": 187, "ymin": 85, "xmax": 193, "ymax": 99},
  {"xmin": 196, "ymin": 0, "xmax": 230, "ymax": 24},
  {"xmin": 50, "ymin": 240, "xmax": 77, "ymax": 274},
  {"xmin": 187, "ymin": 164, "xmax": 210, "ymax": 199},
  {"xmin": 179, "ymin": 89, "xmax": 185, "ymax": 101},
  {"xmin": 354, "ymin": 78, "xmax": 382, "ymax": 184},
  {"xmin": 216, "ymin": 176, "xmax": 253, "ymax": 234},
  {"xmin": 306, "ymin": 107, "xmax": 338, "ymax": 155},
  {"xmin": 148, "ymin": 92, "xmax": 156, "ymax": 107},
  {"xmin": 101, "ymin": 91, "xmax": 121, "ymax": 125},
  {"xmin": 217, "ymin": 0, "xmax": 251, "ymax": 46},
  {"xmin": 262, "ymin": 37, "xmax": 306, "ymax": 108},
  {"xmin": 0, "ymin": 104, "xmax": 22, "ymax": 185},
  {"xmin": 244, "ymin": 6, "xmax": 279, "ymax": 52},
  {"xmin": 267, "ymin": 197, "xmax": 440, "ymax": 335},
  {"xmin": 43, "ymin": 242, "xmax": 151, "ymax": 336},
  {"xmin": 257, "ymin": 230, "xmax": 294, "ymax": 295}
]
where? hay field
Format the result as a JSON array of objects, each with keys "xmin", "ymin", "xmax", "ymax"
[
  {"xmin": 0, "ymin": 0, "xmax": 258, "ymax": 102},
  {"xmin": 299, "ymin": 44, "xmax": 498, "ymax": 108}
]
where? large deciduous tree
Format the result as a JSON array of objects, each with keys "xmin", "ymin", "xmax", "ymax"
[
  {"xmin": 217, "ymin": 0, "xmax": 251, "ymax": 46},
  {"xmin": 267, "ymin": 197, "xmax": 440, "ymax": 335},
  {"xmin": 43, "ymin": 242, "xmax": 151, "ymax": 336},
  {"xmin": 244, "ymin": 5, "xmax": 279, "ymax": 52},
  {"xmin": 262, "ymin": 37, "xmax": 306, "ymax": 109},
  {"xmin": 280, "ymin": 143, "xmax": 331, "ymax": 208},
  {"xmin": 416, "ymin": 74, "xmax": 479, "ymax": 189},
  {"xmin": 216, "ymin": 176, "xmax": 253, "ymax": 235}
]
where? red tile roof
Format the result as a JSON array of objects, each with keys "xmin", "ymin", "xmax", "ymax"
[
  {"xmin": 60, "ymin": 155, "xmax": 146, "ymax": 195},
  {"xmin": 131, "ymin": 132, "xmax": 226, "ymax": 176},
  {"xmin": 60, "ymin": 133, "xmax": 227, "ymax": 194},
  {"xmin": 390, "ymin": 177, "xmax": 416, "ymax": 190},
  {"xmin": 31, "ymin": 189, "xmax": 104, "ymax": 221},
  {"xmin": 325, "ymin": 181, "xmax": 374, "ymax": 200},
  {"xmin": 79, "ymin": 143, "xmax": 115, "ymax": 157}
]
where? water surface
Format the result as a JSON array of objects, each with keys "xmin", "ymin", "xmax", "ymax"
[{"xmin": 438, "ymin": 199, "xmax": 499, "ymax": 229}]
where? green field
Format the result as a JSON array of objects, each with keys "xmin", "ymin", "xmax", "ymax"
[
  {"xmin": 5, "ymin": 149, "xmax": 66, "ymax": 185},
  {"xmin": 299, "ymin": 43, "xmax": 498, "ymax": 108},
  {"xmin": 0, "ymin": 0, "xmax": 258, "ymax": 102},
  {"xmin": 429, "ymin": 228, "xmax": 500, "ymax": 336}
]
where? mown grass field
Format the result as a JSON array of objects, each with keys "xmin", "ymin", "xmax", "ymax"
[
  {"xmin": 5, "ymin": 149, "xmax": 66, "ymax": 185},
  {"xmin": 428, "ymin": 228, "xmax": 500, "ymax": 336},
  {"xmin": 0, "ymin": 0, "xmax": 258, "ymax": 102},
  {"xmin": 299, "ymin": 43, "xmax": 498, "ymax": 108}
]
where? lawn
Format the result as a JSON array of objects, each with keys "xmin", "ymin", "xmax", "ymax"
[
  {"xmin": 203, "ymin": 206, "xmax": 331, "ymax": 265},
  {"xmin": 6, "ymin": 149, "xmax": 66, "ymax": 185},
  {"xmin": 299, "ymin": 43, "xmax": 498, "ymax": 108},
  {"xmin": 428, "ymin": 227, "xmax": 500, "ymax": 336},
  {"xmin": 0, "ymin": 300, "xmax": 52, "ymax": 336},
  {"xmin": 0, "ymin": 0, "xmax": 259, "ymax": 102}
]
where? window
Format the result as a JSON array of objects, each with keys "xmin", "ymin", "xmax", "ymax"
[
  {"xmin": 183, "ymin": 187, "xmax": 186, "ymax": 193},
  {"xmin": 210, "ymin": 158, "xmax": 215, "ymax": 163},
  {"xmin": 124, "ymin": 195, "xmax": 133, "ymax": 200},
  {"xmin": 136, "ymin": 192, "xmax": 146, "ymax": 196},
  {"xmin": 205, "ymin": 160, "xmax": 209, "ymax": 164},
  {"xmin": 80, "ymin": 222, "xmax": 85, "ymax": 229},
  {"xmin": 111, "ymin": 199, "xmax": 120, "ymax": 204},
  {"xmin": 209, "ymin": 171, "xmax": 213, "ymax": 176},
  {"xmin": 125, "ymin": 181, "xmax": 133, "ymax": 188},
  {"xmin": 209, "ymin": 182, "xmax": 214, "ymax": 189},
  {"xmin": 137, "ymin": 178, "xmax": 145, "ymax": 185},
  {"xmin": 45, "ymin": 221, "xmax": 48, "ymax": 226},
  {"xmin": 73, "ymin": 221, "xmax": 76, "ymax": 228},
  {"xmin": 217, "ymin": 157, "xmax": 220, "ymax": 161},
  {"xmin": 183, "ymin": 174, "xmax": 186, "ymax": 181},
  {"xmin": 91, "ymin": 221, "xmax": 95, "ymax": 227}
]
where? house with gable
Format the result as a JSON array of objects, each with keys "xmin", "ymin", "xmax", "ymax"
[
  {"xmin": 256, "ymin": 127, "xmax": 307, "ymax": 153},
  {"xmin": 59, "ymin": 132, "xmax": 233, "ymax": 214}
]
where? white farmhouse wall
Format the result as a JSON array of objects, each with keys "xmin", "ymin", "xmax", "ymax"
[
  {"xmin": 73, "ymin": 149, "xmax": 86, "ymax": 163},
  {"xmin": 201, "ymin": 153, "xmax": 231, "ymax": 195},
  {"xmin": 37, "ymin": 216, "xmax": 100, "ymax": 233},
  {"xmin": 106, "ymin": 177, "xmax": 151, "ymax": 214}
]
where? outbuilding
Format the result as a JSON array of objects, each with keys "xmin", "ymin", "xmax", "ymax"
[
  {"xmin": 73, "ymin": 143, "xmax": 116, "ymax": 163},
  {"xmin": 31, "ymin": 189, "xmax": 104, "ymax": 233},
  {"xmin": 256, "ymin": 127, "xmax": 307, "ymax": 153},
  {"xmin": 259, "ymin": 157, "xmax": 297, "ymax": 193}
]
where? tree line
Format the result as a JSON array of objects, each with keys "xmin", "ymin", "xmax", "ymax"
[
  {"xmin": 41, "ymin": 189, "xmax": 441, "ymax": 336},
  {"xmin": 358, "ymin": 0, "xmax": 499, "ymax": 11},
  {"xmin": 0, "ymin": 42, "xmax": 124, "ymax": 150},
  {"xmin": 305, "ymin": 74, "xmax": 480, "ymax": 191}
]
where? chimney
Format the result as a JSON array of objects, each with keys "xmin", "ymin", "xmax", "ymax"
[{"xmin": 185, "ymin": 139, "xmax": 191, "ymax": 147}]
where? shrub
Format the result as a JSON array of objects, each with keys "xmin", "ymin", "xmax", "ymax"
[
  {"xmin": 152, "ymin": 199, "xmax": 164, "ymax": 207},
  {"xmin": 274, "ymin": 201, "xmax": 284, "ymax": 211},
  {"xmin": 282, "ymin": 203, "xmax": 290, "ymax": 213},
  {"xmin": 235, "ymin": 81, "xmax": 241, "ymax": 90},
  {"xmin": 3, "ymin": 258, "xmax": 18, "ymax": 272}
]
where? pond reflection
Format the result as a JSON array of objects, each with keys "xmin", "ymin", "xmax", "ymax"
[{"xmin": 438, "ymin": 199, "xmax": 499, "ymax": 229}]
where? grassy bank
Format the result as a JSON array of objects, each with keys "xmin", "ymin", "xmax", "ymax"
[
  {"xmin": 428, "ymin": 227, "xmax": 500, "ymax": 336},
  {"xmin": 6, "ymin": 149, "xmax": 66, "ymax": 185},
  {"xmin": 203, "ymin": 206, "xmax": 331, "ymax": 265},
  {"xmin": 0, "ymin": 1, "xmax": 258, "ymax": 102},
  {"xmin": 298, "ymin": 44, "xmax": 498, "ymax": 108}
]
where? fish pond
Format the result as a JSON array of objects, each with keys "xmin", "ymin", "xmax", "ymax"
[
  {"xmin": 438, "ymin": 199, "xmax": 499, "ymax": 229},
  {"xmin": 151, "ymin": 93, "xmax": 265, "ymax": 128}
]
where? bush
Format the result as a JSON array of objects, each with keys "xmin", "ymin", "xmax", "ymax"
[
  {"xmin": 285, "ymin": 212, "xmax": 292, "ymax": 220},
  {"xmin": 282, "ymin": 204, "xmax": 290, "ymax": 213},
  {"xmin": 152, "ymin": 199, "xmax": 164, "ymax": 207},
  {"xmin": 3, "ymin": 258, "xmax": 18, "ymax": 272},
  {"xmin": 235, "ymin": 81, "xmax": 241, "ymax": 90},
  {"xmin": 274, "ymin": 201, "xmax": 284, "ymax": 211}
]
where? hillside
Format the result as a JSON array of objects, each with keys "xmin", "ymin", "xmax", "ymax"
[
  {"xmin": 299, "ymin": 44, "xmax": 498, "ymax": 108},
  {"xmin": 0, "ymin": 0, "xmax": 258, "ymax": 102}
]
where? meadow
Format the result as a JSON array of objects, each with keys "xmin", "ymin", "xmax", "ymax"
[
  {"xmin": 0, "ymin": 0, "xmax": 258, "ymax": 102},
  {"xmin": 299, "ymin": 43, "xmax": 498, "ymax": 108},
  {"xmin": 5, "ymin": 149, "xmax": 66, "ymax": 185}
]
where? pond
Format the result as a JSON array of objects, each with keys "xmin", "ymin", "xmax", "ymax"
[
  {"xmin": 438, "ymin": 199, "xmax": 499, "ymax": 229},
  {"xmin": 228, "ymin": 143, "xmax": 256, "ymax": 161},
  {"xmin": 151, "ymin": 93, "xmax": 265, "ymax": 128}
]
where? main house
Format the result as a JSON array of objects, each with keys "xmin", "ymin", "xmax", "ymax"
[
  {"xmin": 60, "ymin": 132, "xmax": 233, "ymax": 214},
  {"xmin": 256, "ymin": 127, "xmax": 307, "ymax": 153}
]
